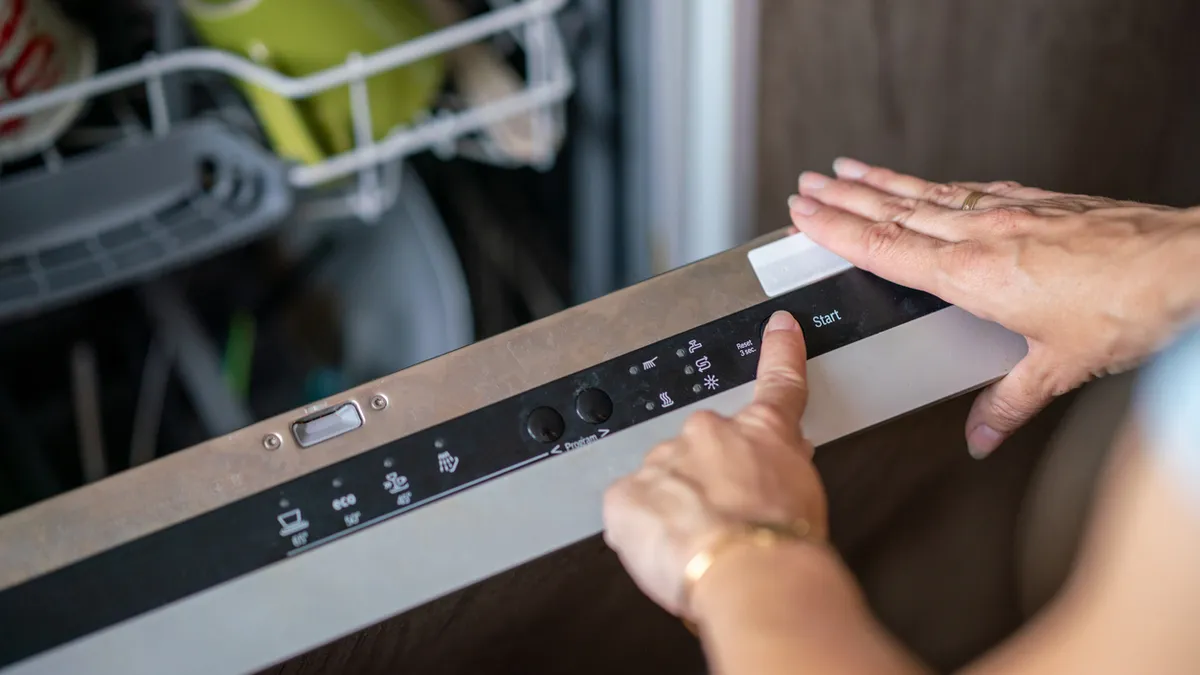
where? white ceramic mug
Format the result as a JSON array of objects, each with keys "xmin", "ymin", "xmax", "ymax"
[{"xmin": 0, "ymin": 0, "xmax": 96, "ymax": 162}]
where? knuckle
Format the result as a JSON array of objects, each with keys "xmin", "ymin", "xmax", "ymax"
[
  {"xmin": 760, "ymin": 366, "xmax": 807, "ymax": 392},
  {"xmin": 740, "ymin": 402, "xmax": 791, "ymax": 433},
  {"xmin": 937, "ymin": 241, "xmax": 999, "ymax": 298},
  {"xmin": 862, "ymin": 220, "xmax": 906, "ymax": 261},
  {"xmin": 879, "ymin": 196, "xmax": 920, "ymax": 223},
  {"xmin": 644, "ymin": 442, "xmax": 674, "ymax": 464},
  {"xmin": 990, "ymin": 372, "xmax": 1055, "ymax": 428},
  {"xmin": 920, "ymin": 182, "xmax": 960, "ymax": 205},
  {"xmin": 682, "ymin": 410, "xmax": 723, "ymax": 436},
  {"xmin": 988, "ymin": 180, "xmax": 1022, "ymax": 193},
  {"xmin": 987, "ymin": 393, "xmax": 1033, "ymax": 429},
  {"xmin": 983, "ymin": 205, "xmax": 1033, "ymax": 232}
]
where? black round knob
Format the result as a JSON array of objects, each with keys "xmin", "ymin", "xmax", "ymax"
[
  {"xmin": 526, "ymin": 406, "xmax": 565, "ymax": 443},
  {"xmin": 575, "ymin": 388, "xmax": 613, "ymax": 424}
]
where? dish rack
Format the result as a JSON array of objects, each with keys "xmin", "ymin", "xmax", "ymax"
[{"xmin": 0, "ymin": 0, "xmax": 574, "ymax": 323}]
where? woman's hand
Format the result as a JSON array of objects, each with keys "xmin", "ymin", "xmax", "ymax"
[
  {"xmin": 602, "ymin": 311, "xmax": 827, "ymax": 618},
  {"xmin": 789, "ymin": 158, "xmax": 1200, "ymax": 458}
]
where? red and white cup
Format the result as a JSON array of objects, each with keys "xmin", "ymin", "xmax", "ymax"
[{"xmin": 0, "ymin": 0, "xmax": 96, "ymax": 162}]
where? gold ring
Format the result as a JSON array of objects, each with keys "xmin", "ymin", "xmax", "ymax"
[{"xmin": 961, "ymin": 191, "xmax": 987, "ymax": 211}]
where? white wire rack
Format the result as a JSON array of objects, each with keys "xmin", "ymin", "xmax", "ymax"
[{"xmin": 0, "ymin": 0, "xmax": 574, "ymax": 223}]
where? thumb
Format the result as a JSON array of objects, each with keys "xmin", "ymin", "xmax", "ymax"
[{"xmin": 965, "ymin": 346, "xmax": 1063, "ymax": 459}]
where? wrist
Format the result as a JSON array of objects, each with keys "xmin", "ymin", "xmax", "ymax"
[
  {"xmin": 688, "ymin": 535, "xmax": 850, "ymax": 630},
  {"xmin": 1126, "ymin": 212, "xmax": 1200, "ymax": 354}
]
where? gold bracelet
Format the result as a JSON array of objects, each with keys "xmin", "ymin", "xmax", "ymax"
[{"xmin": 679, "ymin": 518, "xmax": 816, "ymax": 635}]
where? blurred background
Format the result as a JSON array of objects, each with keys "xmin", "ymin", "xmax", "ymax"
[{"xmin": 0, "ymin": 0, "xmax": 1199, "ymax": 525}]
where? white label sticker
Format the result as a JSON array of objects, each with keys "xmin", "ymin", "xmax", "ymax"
[{"xmin": 747, "ymin": 234, "xmax": 854, "ymax": 298}]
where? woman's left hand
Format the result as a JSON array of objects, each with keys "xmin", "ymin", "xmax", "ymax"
[
  {"xmin": 788, "ymin": 159, "xmax": 1200, "ymax": 458},
  {"xmin": 602, "ymin": 311, "xmax": 828, "ymax": 618}
]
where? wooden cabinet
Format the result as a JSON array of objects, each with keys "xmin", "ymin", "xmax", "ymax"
[{"xmin": 756, "ymin": 0, "xmax": 1200, "ymax": 234}]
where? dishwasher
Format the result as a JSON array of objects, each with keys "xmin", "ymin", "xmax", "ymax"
[{"xmin": 0, "ymin": 2, "xmax": 1026, "ymax": 674}]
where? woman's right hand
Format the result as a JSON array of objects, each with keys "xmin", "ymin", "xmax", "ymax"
[{"xmin": 788, "ymin": 158, "xmax": 1200, "ymax": 458}]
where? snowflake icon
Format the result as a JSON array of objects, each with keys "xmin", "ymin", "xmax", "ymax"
[{"xmin": 703, "ymin": 375, "xmax": 720, "ymax": 391}]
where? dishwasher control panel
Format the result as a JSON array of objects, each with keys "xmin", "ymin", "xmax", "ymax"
[{"xmin": 0, "ymin": 269, "xmax": 945, "ymax": 669}]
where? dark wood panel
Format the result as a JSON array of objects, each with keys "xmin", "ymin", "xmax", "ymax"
[{"xmin": 756, "ymin": 0, "xmax": 1200, "ymax": 233}]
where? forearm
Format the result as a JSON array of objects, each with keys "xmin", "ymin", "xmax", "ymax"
[{"xmin": 690, "ymin": 540, "xmax": 930, "ymax": 675}]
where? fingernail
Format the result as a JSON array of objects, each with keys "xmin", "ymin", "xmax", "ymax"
[
  {"xmin": 799, "ymin": 171, "xmax": 829, "ymax": 190},
  {"xmin": 764, "ymin": 311, "xmax": 800, "ymax": 333},
  {"xmin": 788, "ymin": 195, "xmax": 820, "ymax": 216},
  {"xmin": 833, "ymin": 157, "xmax": 869, "ymax": 179},
  {"xmin": 966, "ymin": 424, "xmax": 1003, "ymax": 459}
]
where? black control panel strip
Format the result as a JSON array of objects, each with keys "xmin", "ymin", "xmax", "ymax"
[{"xmin": 0, "ymin": 270, "xmax": 946, "ymax": 668}]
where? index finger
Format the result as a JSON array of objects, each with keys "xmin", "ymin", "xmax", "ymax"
[{"xmin": 752, "ymin": 311, "xmax": 810, "ymax": 426}]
